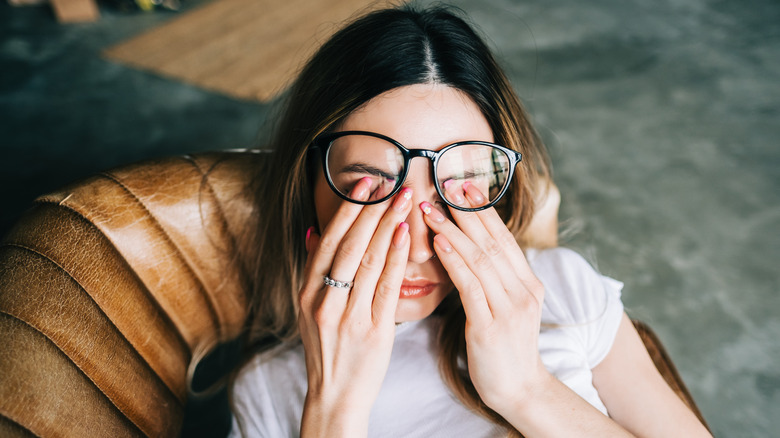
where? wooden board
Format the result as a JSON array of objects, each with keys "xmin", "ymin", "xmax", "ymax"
[
  {"xmin": 51, "ymin": 0, "xmax": 100, "ymax": 23},
  {"xmin": 104, "ymin": 0, "xmax": 382, "ymax": 101}
]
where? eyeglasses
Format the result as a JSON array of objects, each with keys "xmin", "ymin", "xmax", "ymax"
[{"xmin": 310, "ymin": 131, "xmax": 522, "ymax": 212}]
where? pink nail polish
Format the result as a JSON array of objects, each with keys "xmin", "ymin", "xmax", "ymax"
[
  {"xmin": 462, "ymin": 181, "xmax": 485, "ymax": 204},
  {"xmin": 306, "ymin": 227, "xmax": 317, "ymax": 252},
  {"xmin": 305, "ymin": 226, "xmax": 315, "ymax": 252},
  {"xmin": 393, "ymin": 188, "xmax": 412, "ymax": 211},
  {"xmin": 351, "ymin": 177, "xmax": 373, "ymax": 200},
  {"xmin": 419, "ymin": 202, "xmax": 445, "ymax": 223},
  {"xmin": 393, "ymin": 222, "xmax": 409, "ymax": 248}
]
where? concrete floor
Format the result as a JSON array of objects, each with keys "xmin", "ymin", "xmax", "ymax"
[{"xmin": 1, "ymin": 0, "xmax": 778, "ymax": 437}]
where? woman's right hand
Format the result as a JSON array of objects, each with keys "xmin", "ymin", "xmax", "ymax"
[{"xmin": 298, "ymin": 178, "xmax": 413, "ymax": 437}]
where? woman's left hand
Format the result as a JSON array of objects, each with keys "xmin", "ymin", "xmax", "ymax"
[{"xmin": 420, "ymin": 182, "xmax": 551, "ymax": 416}]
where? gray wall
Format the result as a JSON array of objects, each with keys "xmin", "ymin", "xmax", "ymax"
[{"xmin": 449, "ymin": 1, "xmax": 778, "ymax": 436}]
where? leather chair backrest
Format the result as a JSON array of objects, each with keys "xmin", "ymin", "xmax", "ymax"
[{"xmin": 0, "ymin": 152, "xmax": 263, "ymax": 437}]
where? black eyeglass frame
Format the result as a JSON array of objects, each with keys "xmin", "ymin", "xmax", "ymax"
[{"xmin": 309, "ymin": 130, "xmax": 523, "ymax": 212}]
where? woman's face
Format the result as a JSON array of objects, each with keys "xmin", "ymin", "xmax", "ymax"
[{"xmin": 313, "ymin": 83, "xmax": 495, "ymax": 322}]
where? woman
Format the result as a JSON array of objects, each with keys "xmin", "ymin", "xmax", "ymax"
[{"xmin": 229, "ymin": 5, "xmax": 711, "ymax": 437}]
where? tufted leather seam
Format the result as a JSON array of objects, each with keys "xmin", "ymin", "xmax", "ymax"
[
  {"xmin": 0, "ymin": 411, "xmax": 40, "ymax": 438},
  {"xmin": 184, "ymin": 154, "xmax": 247, "ymax": 333},
  {"xmin": 0, "ymin": 310, "xmax": 148, "ymax": 437},
  {"xmin": 0, "ymin": 242, "xmax": 184, "ymax": 408},
  {"xmin": 26, "ymin": 199, "xmax": 192, "ymax": 357},
  {"xmin": 98, "ymin": 170, "xmax": 223, "ymax": 341},
  {"xmin": 184, "ymin": 154, "xmax": 240, "ymax": 260}
]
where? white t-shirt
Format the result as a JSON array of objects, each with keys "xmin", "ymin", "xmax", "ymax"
[{"xmin": 229, "ymin": 247, "xmax": 624, "ymax": 437}]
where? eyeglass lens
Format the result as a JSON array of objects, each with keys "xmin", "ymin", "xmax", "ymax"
[{"xmin": 325, "ymin": 134, "xmax": 511, "ymax": 208}]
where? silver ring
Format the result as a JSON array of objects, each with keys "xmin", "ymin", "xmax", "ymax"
[{"xmin": 324, "ymin": 275, "xmax": 353, "ymax": 289}]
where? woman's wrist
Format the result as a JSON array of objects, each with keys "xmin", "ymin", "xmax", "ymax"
[
  {"xmin": 496, "ymin": 369, "xmax": 633, "ymax": 437},
  {"xmin": 301, "ymin": 391, "xmax": 371, "ymax": 438},
  {"xmin": 491, "ymin": 364, "xmax": 557, "ymax": 418}
]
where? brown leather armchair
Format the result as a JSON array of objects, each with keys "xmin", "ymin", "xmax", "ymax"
[{"xmin": 0, "ymin": 152, "xmax": 707, "ymax": 437}]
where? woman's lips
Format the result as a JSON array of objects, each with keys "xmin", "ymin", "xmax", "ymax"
[{"xmin": 399, "ymin": 281, "xmax": 437, "ymax": 299}]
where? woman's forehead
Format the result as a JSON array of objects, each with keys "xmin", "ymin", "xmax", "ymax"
[{"xmin": 340, "ymin": 84, "xmax": 494, "ymax": 150}]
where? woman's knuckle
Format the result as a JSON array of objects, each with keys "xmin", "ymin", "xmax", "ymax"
[
  {"xmin": 516, "ymin": 289, "xmax": 542, "ymax": 313},
  {"xmin": 472, "ymin": 250, "xmax": 492, "ymax": 270},
  {"xmin": 338, "ymin": 239, "xmax": 361, "ymax": 259},
  {"xmin": 498, "ymin": 231, "xmax": 519, "ymax": 249},
  {"xmin": 484, "ymin": 238, "xmax": 502, "ymax": 257},
  {"xmin": 312, "ymin": 306, "xmax": 335, "ymax": 328},
  {"xmin": 360, "ymin": 250, "xmax": 381, "ymax": 271},
  {"xmin": 527, "ymin": 279, "xmax": 545, "ymax": 298},
  {"xmin": 464, "ymin": 280, "xmax": 483, "ymax": 298},
  {"xmin": 374, "ymin": 282, "xmax": 395, "ymax": 302},
  {"xmin": 517, "ymin": 294, "xmax": 533, "ymax": 310},
  {"xmin": 297, "ymin": 285, "xmax": 315, "ymax": 308},
  {"xmin": 318, "ymin": 235, "xmax": 339, "ymax": 254}
]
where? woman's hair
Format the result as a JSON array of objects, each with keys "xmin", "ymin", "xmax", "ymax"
[{"xmin": 240, "ymin": 4, "xmax": 550, "ymax": 435}]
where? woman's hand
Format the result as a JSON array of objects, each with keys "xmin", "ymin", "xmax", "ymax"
[
  {"xmin": 298, "ymin": 178, "xmax": 412, "ymax": 437},
  {"xmin": 422, "ymin": 183, "xmax": 633, "ymax": 437},
  {"xmin": 419, "ymin": 181, "xmax": 549, "ymax": 416}
]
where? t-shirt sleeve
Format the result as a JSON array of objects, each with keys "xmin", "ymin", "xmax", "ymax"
[
  {"xmin": 584, "ymin": 274, "xmax": 624, "ymax": 367},
  {"xmin": 528, "ymin": 247, "xmax": 625, "ymax": 368}
]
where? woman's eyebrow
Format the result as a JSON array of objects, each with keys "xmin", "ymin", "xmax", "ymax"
[
  {"xmin": 339, "ymin": 163, "xmax": 397, "ymax": 181},
  {"xmin": 437, "ymin": 170, "xmax": 489, "ymax": 185}
]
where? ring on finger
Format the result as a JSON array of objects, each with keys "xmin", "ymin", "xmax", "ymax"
[{"xmin": 324, "ymin": 275, "xmax": 353, "ymax": 289}]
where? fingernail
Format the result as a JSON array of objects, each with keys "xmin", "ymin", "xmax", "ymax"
[
  {"xmin": 442, "ymin": 180, "xmax": 465, "ymax": 205},
  {"xmin": 434, "ymin": 234, "xmax": 453, "ymax": 253},
  {"xmin": 462, "ymin": 181, "xmax": 485, "ymax": 204},
  {"xmin": 419, "ymin": 202, "xmax": 445, "ymax": 223},
  {"xmin": 305, "ymin": 226, "xmax": 316, "ymax": 252},
  {"xmin": 351, "ymin": 177, "xmax": 373, "ymax": 200},
  {"xmin": 393, "ymin": 222, "xmax": 409, "ymax": 248},
  {"xmin": 393, "ymin": 188, "xmax": 412, "ymax": 211}
]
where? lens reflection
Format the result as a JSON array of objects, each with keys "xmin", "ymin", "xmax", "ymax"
[
  {"xmin": 326, "ymin": 134, "xmax": 404, "ymax": 201},
  {"xmin": 437, "ymin": 144, "xmax": 510, "ymax": 208}
]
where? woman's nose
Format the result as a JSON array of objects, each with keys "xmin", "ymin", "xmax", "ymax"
[
  {"xmin": 403, "ymin": 168, "xmax": 439, "ymax": 263},
  {"xmin": 404, "ymin": 200, "xmax": 436, "ymax": 263},
  {"xmin": 400, "ymin": 159, "xmax": 443, "ymax": 263}
]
